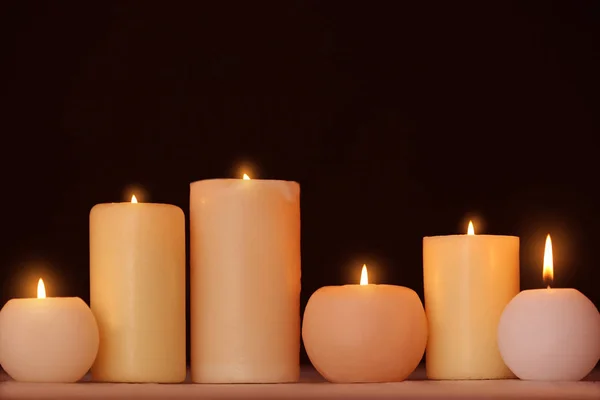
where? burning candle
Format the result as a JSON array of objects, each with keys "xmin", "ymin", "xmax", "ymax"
[
  {"xmin": 423, "ymin": 221, "xmax": 519, "ymax": 379},
  {"xmin": 498, "ymin": 234, "xmax": 600, "ymax": 381},
  {"xmin": 0, "ymin": 278, "xmax": 99, "ymax": 382},
  {"xmin": 90, "ymin": 194, "xmax": 186, "ymax": 383},
  {"xmin": 190, "ymin": 173, "xmax": 301, "ymax": 383},
  {"xmin": 302, "ymin": 265, "xmax": 427, "ymax": 383}
]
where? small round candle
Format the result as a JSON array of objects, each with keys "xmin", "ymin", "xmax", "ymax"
[
  {"xmin": 302, "ymin": 265, "xmax": 427, "ymax": 383},
  {"xmin": 0, "ymin": 279, "xmax": 99, "ymax": 382},
  {"xmin": 498, "ymin": 235, "xmax": 600, "ymax": 381}
]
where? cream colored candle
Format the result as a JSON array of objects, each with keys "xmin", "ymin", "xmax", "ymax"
[
  {"xmin": 190, "ymin": 175, "xmax": 301, "ymax": 383},
  {"xmin": 302, "ymin": 265, "xmax": 427, "ymax": 383},
  {"xmin": 423, "ymin": 221, "xmax": 519, "ymax": 380},
  {"xmin": 498, "ymin": 235, "xmax": 600, "ymax": 381},
  {"xmin": 90, "ymin": 195, "xmax": 186, "ymax": 383},
  {"xmin": 0, "ymin": 279, "xmax": 99, "ymax": 382}
]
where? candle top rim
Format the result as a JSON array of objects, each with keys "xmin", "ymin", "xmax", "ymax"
[
  {"xmin": 423, "ymin": 234, "xmax": 519, "ymax": 239},
  {"xmin": 92, "ymin": 202, "xmax": 181, "ymax": 208},
  {"xmin": 4, "ymin": 296, "xmax": 89, "ymax": 307},
  {"xmin": 312, "ymin": 284, "xmax": 420, "ymax": 298},
  {"xmin": 341, "ymin": 283, "xmax": 409, "ymax": 288},
  {"xmin": 323, "ymin": 283, "xmax": 416, "ymax": 291},
  {"xmin": 190, "ymin": 178, "xmax": 299, "ymax": 185},
  {"xmin": 519, "ymin": 287, "xmax": 578, "ymax": 294},
  {"xmin": 7, "ymin": 296, "xmax": 84, "ymax": 301}
]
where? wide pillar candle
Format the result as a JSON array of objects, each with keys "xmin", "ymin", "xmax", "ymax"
[
  {"xmin": 90, "ymin": 199, "xmax": 186, "ymax": 383},
  {"xmin": 190, "ymin": 178, "xmax": 301, "ymax": 383},
  {"xmin": 423, "ymin": 223, "xmax": 519, "ymax": 380}
]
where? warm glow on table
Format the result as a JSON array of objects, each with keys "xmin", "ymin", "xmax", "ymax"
[
  {"xmin": 0, "ymin": 278, "xmax": 99, "ymax": 382},
  {"xmin": 1, "ymin": 366, "xmax": 600, "ymax": 399},
  {"xmin": 423, "ymin": 220, "xmax": 519, "ymax": 380},
  {"xmin": 302, "ymin": 264, "xmax": 427, "ymax": 383},
  {"xmin": 498, "ymin": 233, "xmax": 600, "ymax": 381}
]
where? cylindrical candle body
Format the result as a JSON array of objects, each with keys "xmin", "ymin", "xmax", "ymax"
[
  {"xmin": 498, "ymin": 288, "xmax": 600, "ymax": 381},
  {"xmin": 303, "ymin": 284, "xmax": 427, "ymax": 383},
  {"xmin": 90, "ymin": 203, "xmax": 186, "ymax": 383},
  {"xmin": 0, "ymin": 297, "xmax": 99, "ymax": 383},
  {"xmin": 423, "ymin": 234, "xmax": 519, "ymax": 379},
  {"xmin": 190, "ymin": 179, "xmax": 301, "ymax": 383}
]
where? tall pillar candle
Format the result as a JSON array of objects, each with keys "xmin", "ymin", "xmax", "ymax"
[
  {"xmin": 90, "ymin": 196, "xmax": 186, "ymax": 383},
  {"xmin": 190, "ymin": 177, "xmax": 301, "ymax": 383},
  {"xmin": 423, "ymin": 221, "xmax": 519, "ymax": 380}
]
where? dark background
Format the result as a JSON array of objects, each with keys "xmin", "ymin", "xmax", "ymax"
[{"xmin": 1, "ymin": 1, "xmax": 598, "ymax": 366}]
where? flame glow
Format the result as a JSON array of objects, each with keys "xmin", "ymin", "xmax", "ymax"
[
  {"xmin": 360, "ymin": 264, "xmax": 369, "ymax": 285},
  {"xmin": 131, "ymin": 194, "xmax": 138, "ymax": 203},
  {"xmin": 243, "ymin": 173, "xmax": 251, "ymax": 180},
  {"xmin": 37, "ymin": 278, "xmax": 46, "ymax": 299},
  {"xmin": 543, "ymin": 234, "xmax": 553, "ymax": 287},
  {"xmin": 467, "ymin": 221, "xmax": 475, "ymax": 235}
]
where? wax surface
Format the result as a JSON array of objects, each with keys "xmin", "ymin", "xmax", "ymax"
[
  {"xmin": 90, "ymin": 203, "xmax": 186, "ymax": 383},
  {"xmin": 190, "ymin": 179, "xmax": 301, "ymax": 383},
  {"xmin": 423, "ymin": 234, "xmax": 519, "ymax": 380},
  {"xmin": 0, "ymin": 297, "xmax": 98, "ymax": 382},
  {"xmin": 498, "ymin": 288, "xmax": 600, "ymax": 381},
  {"xmin": 302, "ymin": 284, "xmax": 427, "ymax": 383}
]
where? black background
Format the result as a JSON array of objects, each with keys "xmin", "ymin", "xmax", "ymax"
[{"xmin": 1, "ymin": 1, "xmax": 598, "ymax": 365}]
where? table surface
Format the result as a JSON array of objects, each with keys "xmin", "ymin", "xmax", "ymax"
[{"xmin": 1, "ymin": 366, "xmax": 599, "ymax": 400}]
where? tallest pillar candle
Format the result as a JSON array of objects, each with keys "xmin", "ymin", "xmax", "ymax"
[
  {"xmin": 190, "ymin": 177, "xmax": 301, "ymax": 383},
  {"xmin": 423, "ymin": 222, "xmax": 519, "ymax": 380}
]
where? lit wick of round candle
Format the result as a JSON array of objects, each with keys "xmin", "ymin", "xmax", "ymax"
[
  {"xmin": 543, "ymin": 234, "xmax": 553, "ymax": 289},
  {"xmin": 359, "ymin": 264, "xmax": 368, "ymax": 285},
  {"xmin": 37, "ymin": 278, "xmax": 46, "ymax": 299},
  {"xmin": 467, "ymin": 220, "xmax": 475, "ymax": 235},
  {"xmin": 131, "ymin": 194, "xmax": 138, "ymax": 203},
  {"xmin": 243, "ymin": 173, "xmax": 251, "ymax": 180}
]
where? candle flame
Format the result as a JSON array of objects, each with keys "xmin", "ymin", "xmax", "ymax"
[
  {"xmin": 467, "ymin": 221, "xmax": 475, "ymax": 235},
  {"xmin": 243, "ymin": 173, "xmax": 251, "ymax": 180},
  {"xmin": 360, "ymin": 264, "xmax": 368, "ymax": 285},
  {"xmin": 131, "ymin": 194, "xmax": 138, "ymax": 203},
  {"xmin": 543, "ymin": 234, "xmax": 553, "ymax": 288},
  {"xmin": 37, "ymin": 278, "xmax": 46, "ymax": 299}
]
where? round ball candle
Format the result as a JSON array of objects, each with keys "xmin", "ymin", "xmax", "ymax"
[
  {"xmin": 423, "ymin": 221, "xmax": 519, "ymax": 380},
  {"xmin": 0, "ymin": 279, "xmax": 99, "ymax": 382},
  {"xmin": 90, "ymin": 195, "xmax": 186, "ymax": 383},
  {"xmin": 302, "ymin": 265, "xmax": 427, "ymax": 383},
  {"xmin": 190, "ymin": 175, "xmax": 301, "ymax": 383},
  {"xmin": 498, "ymin": 234, "xmax": 600, "ymax": 381}
]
